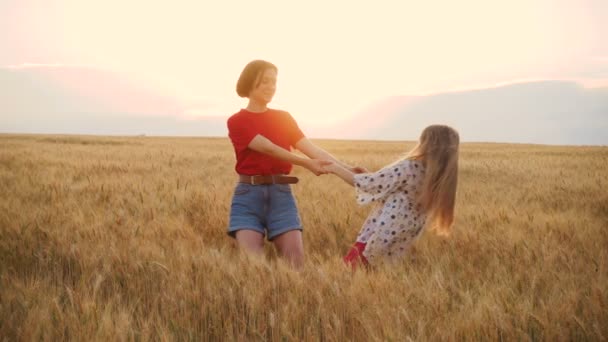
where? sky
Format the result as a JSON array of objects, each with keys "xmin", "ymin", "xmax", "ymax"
[{"xmin": 1, "ymin": 0, "xmax": 607, "ymax": 129}]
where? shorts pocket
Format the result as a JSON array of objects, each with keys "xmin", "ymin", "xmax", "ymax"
[
  {"xmin": 276, "ymin": 184, "xmax": 292, "ymax": 193},
  {"xmin": 234, "ymin": 183, "xmax": 251, "ymax": 195}
]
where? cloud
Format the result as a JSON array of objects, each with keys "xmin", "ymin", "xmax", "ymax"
[
  {"xmin": 3, "ymin": 63, "xmax": 96, "ymax": 70},
  {"xmin": 0, "ymin": 64, "xmax": 183, "ymax": 117},
  {"xmin": 591, "ymin": 56, "xmax": 608, "ymax": 63},
  {"xmin": 180, "ymin": 104, "xmax": 240, "ymax": 120},
  {"xmin": 579, "ymin": 57, "xmax": 608, "ymax": 78},
  {"xmin": 515, "ymin": 57, "xmax": 608, "ymax": 89},
  {"xmin": 0, "ymin": 64, "xmax": 227, "ymax": 137}
]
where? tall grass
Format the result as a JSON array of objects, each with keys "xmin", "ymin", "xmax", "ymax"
[{"xmin": 1, "ymin": 134, "xmax": 606, "ymax": 341}]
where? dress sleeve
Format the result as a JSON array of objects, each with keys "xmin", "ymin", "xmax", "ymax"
[{"xmin": 353, "ymin": 159, "xmax": 416, "ymax": 205}]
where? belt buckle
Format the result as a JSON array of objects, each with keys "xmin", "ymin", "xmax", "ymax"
[{"xmin": 251, "ymin": 175, "xmax": 260, "ymax": 185}]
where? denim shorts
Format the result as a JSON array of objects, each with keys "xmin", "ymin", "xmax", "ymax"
[{"xmin": 228, "ymin": 182, "xmax": 302, "ymax": 240}]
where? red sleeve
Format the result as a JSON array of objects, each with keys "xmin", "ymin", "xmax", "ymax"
[
  {"xmin": 283, "ymin": 112, "xmax": 305, "ymax": 147},
  {"xmin": 227, "ymin": 116, "xmax": 257, "ymax": 153}
]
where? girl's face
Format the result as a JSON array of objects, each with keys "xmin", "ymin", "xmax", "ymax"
[{"xmin": 249, "ymin": 68, "xmax": 277, "ymax": 105}]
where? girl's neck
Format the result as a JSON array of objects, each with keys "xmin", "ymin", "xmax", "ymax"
[{"xmin": 245, "ymin": 100, "xmax": 268, "ymax": 113}]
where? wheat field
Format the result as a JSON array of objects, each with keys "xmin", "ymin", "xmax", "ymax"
[{"xmin": 0, "ymin": 134, "xmax": 606, "ymax": 341}]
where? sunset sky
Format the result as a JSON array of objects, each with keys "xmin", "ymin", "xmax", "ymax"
[{"xmin": 1, "ymin": 0, "xmax": 607, "ymax": 128}]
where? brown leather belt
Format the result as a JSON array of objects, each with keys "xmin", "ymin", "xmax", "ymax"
[{"xmin": 238, "ymin": 175, "xmax": 299, "ymax": 185}]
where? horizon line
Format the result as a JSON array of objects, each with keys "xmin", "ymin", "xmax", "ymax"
[{"xmin": 1, "ymin": 132, "xmax": 605, "ymax": 148}]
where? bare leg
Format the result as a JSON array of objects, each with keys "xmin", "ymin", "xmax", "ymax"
[
  {"xmin": 272, "ymin": 230, "xmax": 304, "ymax": 270},
  {"xmin": 235, "ymin": 230, "xmax": 265, "ymax": 255}
]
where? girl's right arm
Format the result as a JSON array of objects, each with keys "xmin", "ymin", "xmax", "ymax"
[
  {"xmin": 349, "ymin": 159, "xmax": 414, "ymax": 205},
  {"xmin": 248, "ymin": 134, "xmax": 330, "ymax": 175}
]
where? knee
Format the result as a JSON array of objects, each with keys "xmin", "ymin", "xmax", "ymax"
[
  {"xmin": 285, "ymin": 250, "xmax": 304, "ymax": 270},
  {"xmin": 278, "ymin": 243, "xmax": 304, "ymax": 269}
]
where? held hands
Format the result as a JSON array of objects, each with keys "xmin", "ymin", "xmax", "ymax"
[
  {"xmin": 321, "ymin": 162, "xmax": 368, "ymax": 175},
  {"xmin": 322, "ymin": 161, "xmax": 340, "ymax": 174},
  {"xmin": 304, "ymin": 159, "xmax": 369, "ymax": 177},
  {"xmin": 321, "ymin": 162, "xmax": 361, "ymax": 186},
  {"xmin": 349, "ymin": 166, "xmax": 368, "ymax": 174},
  {"xmin": 305, "ymin": 159, "xmax": 333, "ymax": 176}
]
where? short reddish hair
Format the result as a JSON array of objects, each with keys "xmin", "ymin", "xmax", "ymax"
[{"xmin": 236, "ymin": 60, "xmax": 278, "ymax": 98}]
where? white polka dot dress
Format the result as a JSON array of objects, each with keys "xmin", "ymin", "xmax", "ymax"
[{"xmin": 353, "ymin": 159, "xmax": 426, "ymax": 264}]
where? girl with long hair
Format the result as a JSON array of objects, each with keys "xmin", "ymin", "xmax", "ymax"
[{"xmin": 326, "ymin": 124, "xmax": 460, "ymax": 267}]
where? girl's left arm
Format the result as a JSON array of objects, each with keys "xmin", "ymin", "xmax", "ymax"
[
  {"xmin": 326, "ymin": 162, "xmax": 355, "ymax": 186},
  {"xmin": 295, "ymin": 138, "xmax": 367, "ymax": 173}
]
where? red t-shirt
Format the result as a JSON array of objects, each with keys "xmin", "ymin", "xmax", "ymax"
[{"xmin": 227, "ymin": 108, "xmax": 305, "ymax": 175}]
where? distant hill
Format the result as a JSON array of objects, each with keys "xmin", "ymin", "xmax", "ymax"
[
  {"xmin": 328, "ymin": 81, "xmax": 608, "ymax": 145},
  {"xmin": 0, "ymin": 66, "xmax": 225, "ymax": 136},
  {"xmin": 1, "ymin": 66, "xmax": 607, "ymax": 144}
]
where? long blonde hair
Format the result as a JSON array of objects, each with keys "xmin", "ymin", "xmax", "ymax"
[{"xmin": 407, "ymin": 125, "xmax": 460, "ymax": 235}]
